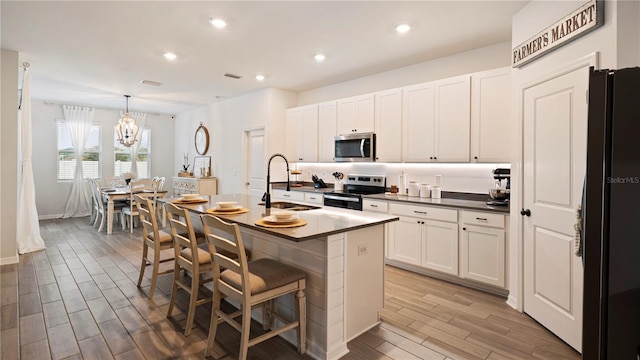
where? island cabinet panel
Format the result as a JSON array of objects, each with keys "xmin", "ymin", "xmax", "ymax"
[{"xmin": 226, "ymin": 224, "xmax": 385, "ymax": 360}]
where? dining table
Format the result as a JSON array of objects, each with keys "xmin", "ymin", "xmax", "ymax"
[{"xmin": 101, "ymin": 187, "xmax": 167, "ymax": 234}]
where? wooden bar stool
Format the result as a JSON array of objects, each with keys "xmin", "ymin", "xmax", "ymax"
[
  {"xmin": 135, "ymin": 195, "xmax": 174, "ymax": 300},
  {"xmin": 165, "ymin": 202, "xmax": 214, "ymax": 336},
  {"xmin": 200, "ymin": 214, "xmax": 306, "ymax": 360}
]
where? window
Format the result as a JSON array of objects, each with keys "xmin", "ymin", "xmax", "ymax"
[
  {"xmin": 57, "ymin": 121, "xmax": 101, "ymax": 181},
  {"xmin": 114, "ymin": 128, "xmax": 150, "ymax": 178}
]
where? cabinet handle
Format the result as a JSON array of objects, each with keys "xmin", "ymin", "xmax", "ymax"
[
  {"xmin": 463, "ymin": 227, "xmax": 466, "ymax": 231},
  {"xmin": 414, "ymin": 210, "xmax": 427, "ymax": 215},
  {"xmin": 283, "ymin": 194, "xmax": 291, "ymax": 198},
  {"xmin": 309, "ymin": 196, "xmax": 317, "ymax": 200},
  {"xmin": 370, "ymin": 204, "xmax": 378, "ymax": 207},
  {"xmin": 521, "ymin": 208, "xmax": 531, "ymax": 216},
  {"xmin": 474, "ymin": 156, "xmax": 478, "ymax": 160},
  {"xmin": 434, "ymin": 157, "xmax": 437, "ymax": 160},
  {"xmin": 429, "ymin": 157, "xmax": 433, "ymax": 160},
  {"xmin": 476, "ymin": 217, "xmax": 488, "ymax": 221}
]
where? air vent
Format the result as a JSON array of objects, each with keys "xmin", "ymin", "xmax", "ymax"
[
  {"xmin": 140, "ymin": 80, "xmax": 162, "ymax": 86},
  {"xmin": 224, "ymin": 73, "xmax": 242, "ymax": 79}
]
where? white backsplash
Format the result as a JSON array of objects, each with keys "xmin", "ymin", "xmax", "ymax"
[{"xmin": 290, "ymin": 162, "xmax": 510, "ymax": 194}]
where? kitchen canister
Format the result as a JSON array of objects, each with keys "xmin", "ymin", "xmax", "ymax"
[
  {"xmin": 420, "ymin": 184, "xmax": 431, "ymax": 198},
  {"xmin": 408, "ymin": 181, "xmax": 420, "ymax": 197},
  {"xmin": 431, "ymin": 185, "xmax": 442, "ymax": 199}
]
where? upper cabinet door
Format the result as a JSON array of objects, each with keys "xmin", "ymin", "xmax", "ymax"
[
  {"xmin": 318, "ymin": 101, "xmax": 337, "ymax": 162},
  {"xmin": 471, "ymin": 67, "xmax": 511, "ymax": 163},
  {"xmin": 402, "ymin": 82, "xmax": 435, "ymax": 162},
  {"xmin": 285, "ymin": 105, "xmax": 318, "ymax": 162},
  {"xmin": 299, "ymin": 105, "xmax": 319, "ymax": 162},
  {"xmin": 337, "ymin": 94, "xmax": 375, "ymax": 134},
  {"xmin": 285, "ymin": 107, "xmax": 302, "ymax": 161},
  {"xmin": 434, "ymin": 74, "xmax": 471, "ymax": 162},
  {"xmin": 355, "ymin": 94, "xmax": 375, "ymax": 133},
  {"xmin": 374, "ymin": 89, "xmax": 402, "ymax": 162}
]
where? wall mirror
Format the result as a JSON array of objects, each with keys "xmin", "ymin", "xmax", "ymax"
[{"xmin": 194, "ymin": 122, "xmax": 210, "ymax": 155}]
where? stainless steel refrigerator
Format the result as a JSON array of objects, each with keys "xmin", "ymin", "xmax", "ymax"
[{"xmin": 582, "ymin": 67, "xmax": 640, "ymax": 360}]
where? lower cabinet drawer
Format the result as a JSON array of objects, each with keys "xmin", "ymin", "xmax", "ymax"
[
  {"xmin": 389, "ymin": 203, "xmax": 457, "ymax": 222},
  {"xmin": 304, "ymin": 193, "xmax": 324, "ymax": 205},
  {"xmin": 363, "ymin": 199, "xmax": 388, "ymax": 213},
  {"xmin": 460, "ymin": 211, "xmax": 504, "ymax": 228},
  {"xmin": 273, "ymin": 189, "xmax": 305, "ymax": 202}
]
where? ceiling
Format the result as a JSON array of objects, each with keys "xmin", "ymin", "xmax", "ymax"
[{"xmin": 2, "ymin": 1, "xmax": 527, "ymax": 115}]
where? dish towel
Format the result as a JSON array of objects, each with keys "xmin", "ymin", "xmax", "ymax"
[{"xmin": 574, "ymin": 204, "xmax": 583, "ymax": 257}]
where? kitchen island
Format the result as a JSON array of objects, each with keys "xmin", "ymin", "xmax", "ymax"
[{"xmin": 158, "ymin": 194, "xmax": 398, "ymax": 360}]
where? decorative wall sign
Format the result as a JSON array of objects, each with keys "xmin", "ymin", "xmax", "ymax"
[{"xmin": 512, "ymin": 0, "xmax": 604, "ymax": 67}]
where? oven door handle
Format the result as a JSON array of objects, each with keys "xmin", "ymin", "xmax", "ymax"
[{"xmin": 324, "ymin": 195, "xmax": 361, "ymax": 202}]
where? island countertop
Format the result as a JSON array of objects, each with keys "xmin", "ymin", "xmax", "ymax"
[{"xmin": 158, "ymin": 194, "xmax": 398, "ymax": 242}]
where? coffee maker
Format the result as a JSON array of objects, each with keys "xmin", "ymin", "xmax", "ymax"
[{"xmin": 487, "ymin": 168, "xmax": 510, "ymax": 206}]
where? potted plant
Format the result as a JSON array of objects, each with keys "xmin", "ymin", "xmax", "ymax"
[{"xmin": 179, "ymin": 155, "xmax": 192, "ymax": 177}]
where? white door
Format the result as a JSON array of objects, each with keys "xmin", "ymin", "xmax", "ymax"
[
  {"xmin": 245, "ymin": 129, "xmax": 265, "ymax": 198},
  {"xmin": 523, "ymin": 65, "xmax": 588, "ymax": 351}
]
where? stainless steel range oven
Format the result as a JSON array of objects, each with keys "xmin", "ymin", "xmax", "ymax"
[{"xmin": 323, "ymin": 174, "xmax": 385, "ymax": 210}]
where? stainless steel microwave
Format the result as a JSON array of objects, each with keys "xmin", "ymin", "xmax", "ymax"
[{"xmin": 334, "ymin": 133, "xmax": 376, "ymax": 162}]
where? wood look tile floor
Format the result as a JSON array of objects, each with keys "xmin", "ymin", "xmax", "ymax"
[{"xmin": 0, "ymin": 217, "xmax": 580, "ymax": 360}]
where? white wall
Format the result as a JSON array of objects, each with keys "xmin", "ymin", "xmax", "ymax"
[
  {"xmin": 1, "ymin": 49, "xmax": 19, "ymax": 265},
  {"xmin": 508, "ymin": 0, "xmax": 626, "ymax": 310},
  {"xmin": 298, "ymin": 41, "xmax": 512, "ymax": 105},
  {"xmin": 174, "ymin": 88, "xmax": 297, "ymax": 195},
  {"xmin": 30, "ymin": 99, "xmax": 176, "ymax": 218}
]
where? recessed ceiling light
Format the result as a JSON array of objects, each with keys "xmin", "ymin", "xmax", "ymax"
[
  {"xmin": 314, "ymin": 54, "xmax": 326, "ymax": 62},
  {"xmin": 395, "ymin": 24, "xmax": 411, "ymax": 33},
  {"xmin": 210, "ymin": 18, "xmax": 227, "ymax": 28},
  {"xmin": 256, "ymin": 74, "xmax": 265, "ymax": 81},
  {"xmin": 163, "ymin": 52, "xmax": 177, "ymax": 60}
]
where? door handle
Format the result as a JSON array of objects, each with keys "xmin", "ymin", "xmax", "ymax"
[{"xmin": 520, "ymin": 208, "xmax": 531, "ymax": 216}]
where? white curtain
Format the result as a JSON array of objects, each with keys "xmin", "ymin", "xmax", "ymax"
[
  {"xmin": 62, "ymin": 105, "xmax": 95, "ymax": 218},
  {"xmin": 17, "ymin": 69, "xmax": 46, "ymax": 254},
  {"xmin": 121, "ymin": 111, "xmax": 146, "ymax": 177}
]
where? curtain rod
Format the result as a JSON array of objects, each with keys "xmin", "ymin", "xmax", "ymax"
[{"xmin": 42, "ymin": 100, "xmax": 162, "ymax": 116}]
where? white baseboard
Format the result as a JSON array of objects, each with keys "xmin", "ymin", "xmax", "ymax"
[
  {"xmin": 507, "ymin": 294, "xmax": 520, "ymax": 311},
  {"xmin": 39, "ymin": 214, "xmax": 64, "ymax": 220},
  {"xmin": 0, "ymin": 255, "xmax": 19, "ymax": 266}
]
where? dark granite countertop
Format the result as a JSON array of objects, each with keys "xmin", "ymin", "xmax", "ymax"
[
  {"xmin": 158, "ymin": 194, "xmax": 398, "ymax": 242},
  {"xmin": 272, "ymin": 183, "xmax": 510, "ymax": 214}
]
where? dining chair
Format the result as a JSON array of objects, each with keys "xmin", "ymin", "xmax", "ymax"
[
  {"xmin": 200, "ymin": 214, "xmax": 307, "ymax": 360},
  {"xmin": 121, "ymin": 179, "xmax": 158, "ymax": 233},
  {"xmin": 91, "ymin": 180, "xmax": 126, "ymax": 232},
  {"xmin": 135, "ymin": 195, "xmax": 175, "ymax": 300},
  {"xmin": 165, "ymin": 202, "xmax": 214, "ymax": 336}
]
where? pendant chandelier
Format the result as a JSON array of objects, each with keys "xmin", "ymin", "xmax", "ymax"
[{"xmin": 115, "ymin": 95, "xmax": 139, "ymax": 147}]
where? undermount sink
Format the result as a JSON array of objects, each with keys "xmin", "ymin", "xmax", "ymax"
[{"xmin": 257, "ymin": 201, "xmax": 321, "ymax": 211}]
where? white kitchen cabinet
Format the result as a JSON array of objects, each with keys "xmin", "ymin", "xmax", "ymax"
[
  {"xmin": 362, "ymin": 199, "xmax": 388, "ymax": 213},
  {"xmin": 318, "ymin": 101, "xmax": 337, "ymax": 162},
  {"xmin": 285, "ymin": 105, "xmax": 318, "ymax": 162},
  {"xmin": 304, "ymin": 192, "xmax": 323, "ymax": 205},
  {"xmin": 172, "ymin": 177, "xmax": 218, "ymax": 196},
  {"xmin": 402, "ymin": 76, "xmax": 471, "ymax": 163},
  {"xmin": 387, "ymin": 216, "xmax": 422, "ymax": 265},
  {"xmin": 402, "ymin": 82, "xmax": 436, "ymax": 162},
  {"xmin": 337, "ymin": 94, "xmax": 375, "ymax": 135},
  {"xmin": 459, "ymin": 210, "xmax": 505, "ymax": 288},
  {"xmin": 374, "ymin": 89, "xmax": 402, "ymax": 162},
  {"xmin": 387, "ymin": 203, "xmax": 458, "ymax": 275},
  {"xmin": 272, "ymin": 189, "xmax": 305, "ymax": 202},
  {"xmin": 470, "ymin": 67, "xmax": 511, "ymax": 163},
  {"xmin": 434, "ymin": 74, "xmax": 471, "ymax": 162}
]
